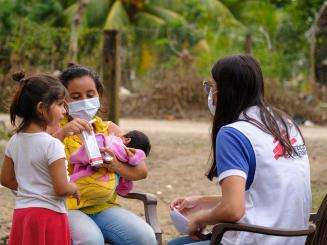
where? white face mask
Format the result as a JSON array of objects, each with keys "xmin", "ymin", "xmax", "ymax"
[
  {"xmin": 207, "ymin": 89, "xmax": 216, "ymax": 116},
  {"xmin": 68, "ymin": 97, "xmax": 100, "ymax": 121}
]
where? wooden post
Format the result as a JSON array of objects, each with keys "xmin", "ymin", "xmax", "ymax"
[
  {"xmin": 314, "ymin": 2, "xmax": 327, "ymax": 85},
  {"xmin": 244, "ymin": 33, "xmax": 252, "ymax": 55},
  {"xmin": 103, "ymin": 30, "xmax": 121, "ymax": 125}
]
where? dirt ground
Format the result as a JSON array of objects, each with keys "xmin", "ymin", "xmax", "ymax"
[{"xmin": 0, "ymin": 118, "xmax": 327, "ymax": 244}]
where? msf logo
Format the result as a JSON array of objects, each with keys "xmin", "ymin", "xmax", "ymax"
[{"xmin": 273, "ymin": 132, "xmax": 297, "ymax": 160}]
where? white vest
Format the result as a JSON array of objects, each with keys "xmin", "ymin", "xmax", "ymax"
[{"xmin": 221, "ymin": 106, "xmax": 311, "ymax": 245}]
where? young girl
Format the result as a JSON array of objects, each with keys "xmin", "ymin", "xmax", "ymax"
[{"xmin": 0, "ymin": 72, "xmax": 79, "ymax": 245}]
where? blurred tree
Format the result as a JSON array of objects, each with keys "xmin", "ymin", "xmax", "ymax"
[
  {"xmin": 68, "ymin": 0, "xmax": 88, "ymax": 62},
  {"xmin": 63, "ymin": 0, "xmax": 188, "ymax": 74}
]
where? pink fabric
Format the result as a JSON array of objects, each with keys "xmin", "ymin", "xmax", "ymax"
[{"xmin": 69, "ymin": 134, "xmax": 146, "ymax": 195}]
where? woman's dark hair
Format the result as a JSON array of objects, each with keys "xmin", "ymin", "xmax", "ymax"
[
  {"xmin": 59, "ymin": 63, "xmax": 104, "ymax": 96},
  {"xmin": 10, "ymin": 71, "xmax": 67, "ymax": 132},
  {"xmin": 124, "ymin": 130, "xmax": 151, "ymax": 156},
  {"xmin": 207, "ymin": 55, "xmax": 304, "ymax": 181}
]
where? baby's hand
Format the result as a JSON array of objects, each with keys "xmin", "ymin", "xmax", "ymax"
[{"xmin": 124, "ymin": 146, "xmax": 136, "ymax": 157}]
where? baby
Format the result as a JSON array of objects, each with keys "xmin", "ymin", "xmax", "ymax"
[{"xmin": 69, "ymin": 130, "xmax": 151, "ymax": 196}]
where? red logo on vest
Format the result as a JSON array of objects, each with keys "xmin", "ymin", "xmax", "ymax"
[{"xmin": 273, "ymin": 130, "xmax": 297, "ymax": 160}]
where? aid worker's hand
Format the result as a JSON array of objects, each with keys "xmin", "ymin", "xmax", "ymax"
[
  {"xmin": 188, "ymin": 216, "xmax": 206, "ymax": 240},
  {"xmin": 170, "ymin": 196, "xmax": 203, "ymax": 215}
]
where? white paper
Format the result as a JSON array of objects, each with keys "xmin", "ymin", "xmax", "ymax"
[
  {"xmin": 170, "ymin": 208, "xmax": 189, "ymax": 234},
  {"xmin": 81, "ymin": 131, "xmax": 103, "ymax": 167}
]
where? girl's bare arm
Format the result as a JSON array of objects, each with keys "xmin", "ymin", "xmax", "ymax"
[
  {"xmin": 49, "ymin": 158, "xmax": 78, "ymax": 197},
  {"xmin": 0, "ymin": 156, "xmax": 18, "ymax": 190}
]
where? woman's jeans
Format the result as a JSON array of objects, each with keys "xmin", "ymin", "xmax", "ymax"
[
  {"xmin": 168, "ymin": 236, "xmax": 211, "ymax": 245},
  {"xmin": 68, "ymin": 207, "xmax": 157, "ymax": 245}
]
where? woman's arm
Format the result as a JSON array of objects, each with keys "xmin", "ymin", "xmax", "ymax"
[
  {"xmin": 188, "ymin": 176, "xmax": 245, "ymax": 236},
  {"xmin": 107, "ymin": 159, "xmax": 148, "ymax": 181},
  {"xmin": 200, "ymin": 176, "xmax": 245, "ymax": 223},
  {"xmin": 0, "ymin": 156, "xmax": 18, "ymax": 190},
  {"xmin": 113, "ymin": 161, "xmax": 148, "ymax": 181},
  {"xmin": 100, "ymin": 147, "xmax": 148, "ymax": 181},
  {"xmin": 108, "ymin": 121, "xmax": 124, "ymax": 137},
  {"xmin": 171, "ymin": 195, "xmax": 221, "ymax": 214}
]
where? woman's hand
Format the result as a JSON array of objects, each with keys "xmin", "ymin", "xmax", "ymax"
[
  {"xmin": 54, "ymin": 118, "xmax": 93, "ymax": 140},
  {"xmin": 170, "ymin": 196, "xmax": 203, "ymax": 214},
  {"xmin": 99, "ymin": 147, "xmax": 121, "ymax": 173},
  {"xmin": 100, "ymin": 147, "xmax": 148, "ymax": 181},
  {"xmin": 188, "ymin": 216, "xmax": 206, "ymax": 240}
]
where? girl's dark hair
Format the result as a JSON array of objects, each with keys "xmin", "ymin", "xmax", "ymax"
[
  {"xmin": 10, "ymin": 71, "xmax": 67, "ymax": 132},
  {"xmin": 59, "ymin": 63, "xmax": 104, "ymax": 96},
  {"xmin": 207, "ymin": 55, "xmax": 304, "ymax": 181}
]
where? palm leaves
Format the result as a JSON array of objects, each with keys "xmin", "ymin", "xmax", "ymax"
[
  {"xmin": 104, "ymin": 0, "xmax": 130, "ymax": 31},
  {"xmin": 61, "ymin": 0, "xmax": 243, "ymax": 72}
]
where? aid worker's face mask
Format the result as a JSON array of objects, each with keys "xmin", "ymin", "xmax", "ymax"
[
  {"xmin": 68, "ymin": 97, "xmax": 100, "ymax": 121},
  {"xmin": 207, "ymin": 89, "xmax": 216, "ymax": 116}
]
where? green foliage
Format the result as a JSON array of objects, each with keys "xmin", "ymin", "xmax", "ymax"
[
  {"xmin": 104, "ymin": 0, "xmax": 130, "ymax": 31},
  {"xmin": 77, "ymin": 27, "xmax": 102, "ymax": 69},
  {"xmin": 8, "ymin": 19, "xmax": 70, "ymax": 71},
  {"xmin": 0, "ymin": 0, "xmax": 326, "ymax": 120},
  {"xmin": 84, "ymin": 0, "xmax": 111, "ymax": 27},
  {"xmin": 0, "ymin": 126, "xmax": 10, "ymax": 140},
  {"xmin": 28, "ymin": 0, "xmax": 63, "ymax": 25}
]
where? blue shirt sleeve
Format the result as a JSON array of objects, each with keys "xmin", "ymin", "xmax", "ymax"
[{"xmin": 216, "ymin": 127, "xmax": 256, "ymax": 190}]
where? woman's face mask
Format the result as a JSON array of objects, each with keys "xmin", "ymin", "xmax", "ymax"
[
  {"xmin": 68, "ymin": 97, "xmax": 100, "ymax": 121},
  {"xmin": 207, "ymin": 89, "xmax": 216, "ymax": 116}
]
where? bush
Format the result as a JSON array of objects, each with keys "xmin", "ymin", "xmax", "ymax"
[
  {"xmin": 121, "ymin": 58, "xmax": 210, "ymax": 120},
  {"xmin": 121, "ymin": 61, "xmax": 326, "ymax": 124}
]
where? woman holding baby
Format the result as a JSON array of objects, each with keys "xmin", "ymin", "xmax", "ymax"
[
  {"xmin": 169, "ymin": 55, "xmax": 311, "ymax": 245},
  {"xmin": 53, "ymin": 64, "xmax": 156, "ymax": 245}
]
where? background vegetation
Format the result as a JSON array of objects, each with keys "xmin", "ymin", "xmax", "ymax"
[{"xmin": 0, "ymin": 0, "xmax": 326, "ymax": 122}]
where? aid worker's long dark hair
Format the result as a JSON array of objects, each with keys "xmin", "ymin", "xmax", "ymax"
[{"xmin": 207, "ymin": 55, "xmax": 304, "ymax": 181}]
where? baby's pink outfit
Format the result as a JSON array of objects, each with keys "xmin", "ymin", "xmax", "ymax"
[{"xmin": 69, "ymin": 134, "xmax": 146, "ymax": 196}]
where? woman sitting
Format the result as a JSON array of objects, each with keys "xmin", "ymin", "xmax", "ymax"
[
  {"xmin": 53, "ymin": 64, "xmax": 157, "ymax": 245},
  {"xmin": 169, "ymin": 55, "xmax": 311, "ymax": 245}
]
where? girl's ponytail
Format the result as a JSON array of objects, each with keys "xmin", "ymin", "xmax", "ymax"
[{"xmin": 10, "ymin": 71, "xmax": 27, "ymax": 128}]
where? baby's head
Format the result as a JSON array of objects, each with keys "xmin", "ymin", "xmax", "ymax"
[{"xmin": 122, "ymin": 130, "xmax": 151, "ymax": 156}]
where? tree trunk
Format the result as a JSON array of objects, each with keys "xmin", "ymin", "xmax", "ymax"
[
  {"xmin": 103, "ymin": 30, "xmax": 121, "ymax": 125},
  {"xmin": 314, "ymin": 2, "xmax": 327, "ymax": 85},
  {"xmin": 69, "ymin": 0, "xmax": 88, "ymax": 62},
  {"xmin": 244, "ymin": 33, "xmax": 252, "ymax": 54}
]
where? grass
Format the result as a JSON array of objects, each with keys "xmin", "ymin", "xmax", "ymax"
[{"xmin": 311, "ymin": 176, "xmax": 327, "ymax": 211}]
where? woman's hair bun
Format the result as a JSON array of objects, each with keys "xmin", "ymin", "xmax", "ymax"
[
  {"xmin": 12, "ymin": 71, "xmax": 25, "ymax": 82},
  {"xmin": 67, "ymin": 62, "xmax": 79, "ymax": 68}
]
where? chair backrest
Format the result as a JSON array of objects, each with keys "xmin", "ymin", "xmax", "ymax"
[{"xmin": 306, "ymin": 193, "xmax": 327, "ymax": 245}]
